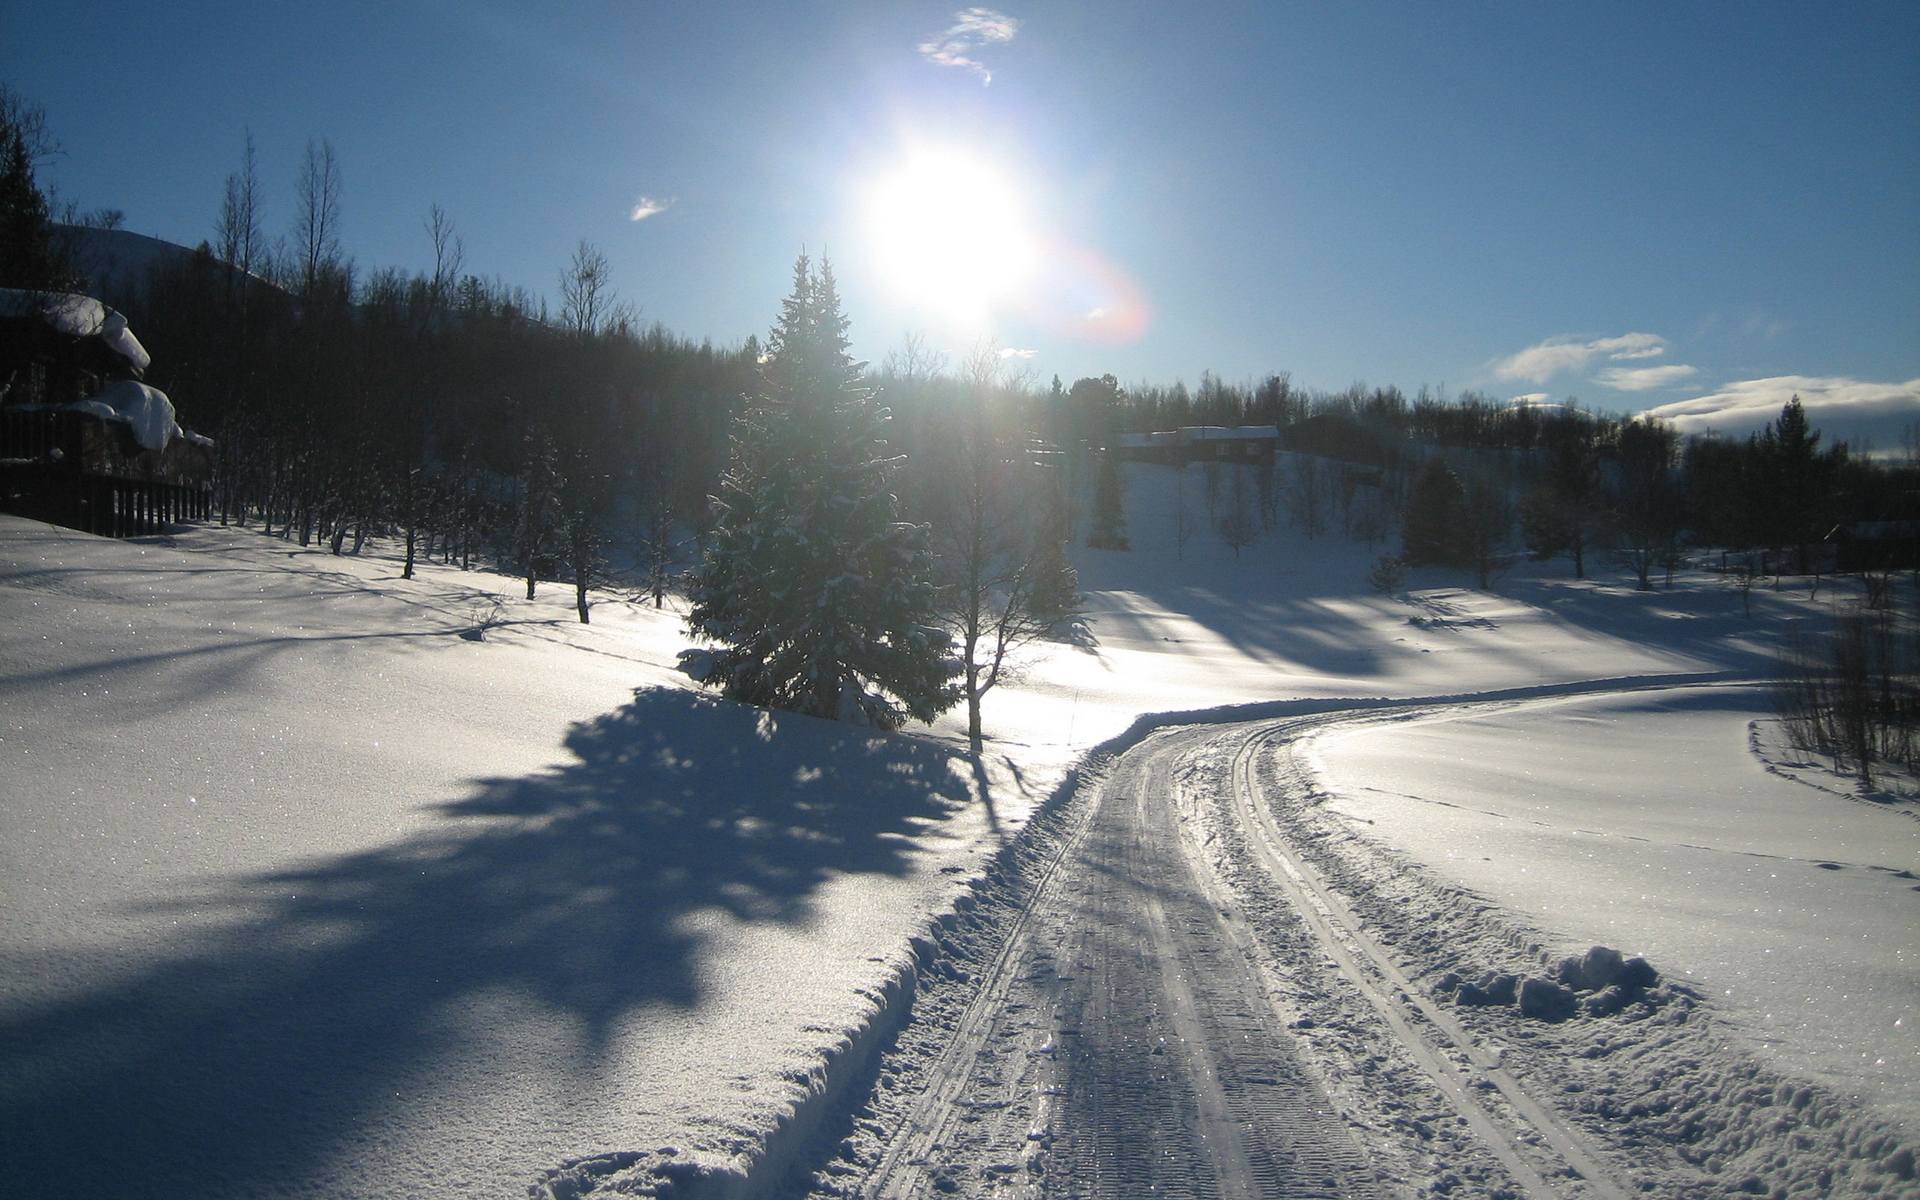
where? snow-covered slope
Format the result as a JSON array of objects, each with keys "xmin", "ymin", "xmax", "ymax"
[
  {"xmin": 0, "ymin": 517, "xmax": 1010, "ymax": 1197},
  {"xmin": 3, "ymin": 456, "xmax": 1911, "ymax": 1193}
]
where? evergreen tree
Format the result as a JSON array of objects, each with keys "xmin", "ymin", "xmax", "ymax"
[
  {"xmin": 1765, "ymin": 396, "xmax": 1836, "ymax": 571},
  {"xmin": 1086, "ymin": 450, "xmax": 1130, "ymax": 550},
  {"xmin": 1520, "ymin": 429, "xmax": 1607, "ymax": 577},
  {"xmin": 1462, "ymin": 477, "xmax": 1515, "ymax": 588},
  {"xmin": 1402, "ymin": 459, "xmax": 1470, "ymax": 567},
  {"xmin": 1611, "ymin": 417, "xmax": 1681, "ymax": 589},
  {"xmin": 0, "ymin": 87, "xmax": 76, "ymax": 291},
  {"xmin": 684, "ymin": 254, "xmax": 957, "ymax": 730},
  {"xmin": 1024, "ymin": 511, "xmax": 1082, "ymax": 628}
]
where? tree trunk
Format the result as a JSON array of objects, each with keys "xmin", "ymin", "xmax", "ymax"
[{"xmin": 964, "ymin": 643, "xmax": 984, "ymax": 745}]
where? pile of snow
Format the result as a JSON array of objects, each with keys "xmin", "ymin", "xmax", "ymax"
[
  {"xmin": 0, "ymin": 287, "xmax": 151, "ymax": 371},
  {"xmin": 68, "ymin": 379, "xmax": 182, "ymax": 451}
]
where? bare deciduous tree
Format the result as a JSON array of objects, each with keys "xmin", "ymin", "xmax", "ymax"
[
  {"xmin": 425, "ymin": 203, "xmax": 464, "ymax": 306},
  {"xmin": 293, "ymin": 137, "xmax": 343, "ymax": 297},
  {"xmin": 560, "ymin": 239, "xmax": 615, "ymax": 336},
  {"xmin": 215, "ymin": 130, "xmax": 263, "ymax": 283},
  {"xmin": 1215, "ymin": 465, "xmax": 1258, "ymax": 557},
  {"xmin": 883, "ymin": 329, "xmax": 948, "ymax": 382},
  {"xmin": 931, "ymin": 347, "xmax": 1082, "ymax": 744}
]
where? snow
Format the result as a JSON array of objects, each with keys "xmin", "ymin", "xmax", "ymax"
[
  {"xmin": 0, "ymin": 517, "xmax": 1011, "ymax": 1197},
  {"xmin": 0, "ymin": 287, "xmax": 152, "ymax": 370},
  {"xmin": 72, "ymin": 379, "xmax": 182, "ymax": 450},
  {"xmin": 2, "ymin": 454, "xmax": 1914, "ymax": 1193},
  {"xmin": 1308, "ymin": 684, "xmax": 1920, "ymax": 1123}
]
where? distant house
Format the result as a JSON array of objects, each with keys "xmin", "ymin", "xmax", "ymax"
[
  {"xmin": 1825, "ymin": 520, "xmax": 1919, "ymax": 573},
  {"xmin": 0, "ymin": 289, "xmax": 212, "ymax": 536},
  {"xmin": 1111, "ymin": 425, "xmax": 1280, "ymax": 465}
]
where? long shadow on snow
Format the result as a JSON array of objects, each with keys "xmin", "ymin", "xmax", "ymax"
[
  {"xmin": 0, "ymin": 686, "xmax": 968, "ymax": 1197},
  {"xmin": 1085, "ymin": 585, "xmax": 1390, "ymax": 678}
]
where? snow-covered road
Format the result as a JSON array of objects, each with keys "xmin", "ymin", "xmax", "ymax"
[{"xmin": 811, "ymin": 693, "xmax": 1918, "ymax": 1199}]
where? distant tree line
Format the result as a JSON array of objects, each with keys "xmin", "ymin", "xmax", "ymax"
[
  {"xmin": 0, "ymin": 97, "xmax": 757, "ymax": 622},
  {"xmin": 1036, "ymin": 365, "xmax": 1915, "ymax": 592},
  {"xmin": 120, "ymin": 220, "xmax": 756, "ymax": 621}
]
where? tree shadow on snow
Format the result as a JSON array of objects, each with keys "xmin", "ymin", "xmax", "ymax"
[
  {"xmin": 0, "ymin": 687, "xmax": 969, "ymax": 1196},
  {"xmin": 1085, "ymin": 585, "xmax": 1391, "ymax": 678}
]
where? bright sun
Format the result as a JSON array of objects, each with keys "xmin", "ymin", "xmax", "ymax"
[{"xmin": 863, "ymin": 148, "xmax": 1039, "ymax": 325}]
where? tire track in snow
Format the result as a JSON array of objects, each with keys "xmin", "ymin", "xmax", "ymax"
[
  {"xmin": 812, "ymin": 675, "xmax": 1920, "ymax": 1200},
  {"xmin": 853, "ymin": 729, "xmax": 1377, "ymax": 1199},
  {"xmin": 1227, "ymin": 711, "xmax": 1632, "ymax": 1200}
]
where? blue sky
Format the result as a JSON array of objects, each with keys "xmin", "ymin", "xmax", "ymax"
[{"xmin": 6, "ymin": 2, "xmax": 1917, "ymax": 438}]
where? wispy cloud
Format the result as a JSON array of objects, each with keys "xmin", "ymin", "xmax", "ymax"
[
  {"xmin": 998, "ymin": 346, "xmax": 1037, "ymax": 360},
  {"xmin": 1492, "ymin": 332, "xmax": 1669, "ymax": 384},
  {"xmin": 629, "ymin": 195, "xmax": 674, "ymax": 221},
  {"xmin": 919, "ymin": 8, "xmax": 1021, "ymax": 84},
  {"xmin": 1640, "ymin": 375, "xmax": 1920, "ymax": 450},
  {"xmin": 1596, "ymin": 363, "xmax": 1698, "ymax": 391},
  {"xmin": 1508, "ymin": 393, "xmax": 1552, "ymax": 406}
]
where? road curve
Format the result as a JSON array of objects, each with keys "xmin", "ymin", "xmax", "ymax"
[{"xmin": 817, "ymin": 687, "xmax": 1769, "ymax": 1199}]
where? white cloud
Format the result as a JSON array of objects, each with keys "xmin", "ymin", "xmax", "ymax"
[
  {"xmin": 998, "ymin": 346, "xmax": 1037, "ymax": 360},
  {"xmin": 1640, "ymin": 375, "xmax": 1920, "ymax": 450},
  {"xmin": 1508, "ymin": 393, "xmax": 1551, "ymax": 406},
  {"xmin": 1595, "ymin": 364, "xmax": 1699, "ymax": 392},
  {"xmin": 1589, "ymin": 332, "xmax": 1666, "ymax": 360},
  {"xmin": 629, "ymin": 195, "xmax": 673, "ymax": 221},
  {"xmin": 919, "ymin": 8, "xmax": 1021, "ymax": 83},
  {"xmin": 1491, "ymin": 331, "xmax": 1670, "ymax": 383}
]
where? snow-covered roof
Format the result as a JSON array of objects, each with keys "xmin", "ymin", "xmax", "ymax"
[
  {"xmin": 0, "ymin": 288, "xmax": 152, "ymax": 372},
  {"xmin": 1118, "ymin": 426, "xmax": 1281, "ymax": 448},
  {"xmin": 1181, "ymin": 425, "xmax": 1279, "ymax": 441}
]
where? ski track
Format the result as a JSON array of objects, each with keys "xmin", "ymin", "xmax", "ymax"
[{"xmin": 803, "ymin": 685, "xmax": 1920, "ymax": 1200}]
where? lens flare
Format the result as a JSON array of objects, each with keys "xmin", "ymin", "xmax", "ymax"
[{"xmin": 1014, "ymin": 241, "xmax": 1152, "ymax": 344}]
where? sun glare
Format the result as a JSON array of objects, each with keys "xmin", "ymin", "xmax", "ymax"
[{"xmin": 863, "ymin": 148, "xmax": 1039, "ymax": 325}]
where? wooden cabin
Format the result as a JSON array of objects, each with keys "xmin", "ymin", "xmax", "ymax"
[
  {"xmin": 1825, "ymin": 521, "xmax": 1919, "ymax": 573},
  {"xmin": 1111, "ymin": 425, "xmax": 1280, "ymax": 466},
  {"xmin": 0, "ymin": 289, "xmax": 212, "ymax": 536}
]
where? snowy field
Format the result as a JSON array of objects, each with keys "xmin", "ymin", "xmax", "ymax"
[
  {"xmin": 0, "ymin": 515, "xmax": 1011, "ymax": 1197},
  {"xmin": 1309, "ymin": 685, "xmax": 1920, "ymax": 1125},
  {"xmin": 3, "ymin": 457, "xmax": 1914, "ymax": 1194}
]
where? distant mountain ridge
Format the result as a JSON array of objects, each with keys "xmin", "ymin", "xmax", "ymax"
[{"xmin": 53, "ymin": 224, "xmax": 279, "ymax": 300}]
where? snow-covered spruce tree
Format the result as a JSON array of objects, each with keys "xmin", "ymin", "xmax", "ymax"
[{"xmin": 681, "ymin": 255, "xmax": 958, "ymax": 730}]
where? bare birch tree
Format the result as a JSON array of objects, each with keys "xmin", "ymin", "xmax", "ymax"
[{"xmin": 293, "ymin": 137, "xmax": 342, "ymax": 298}]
